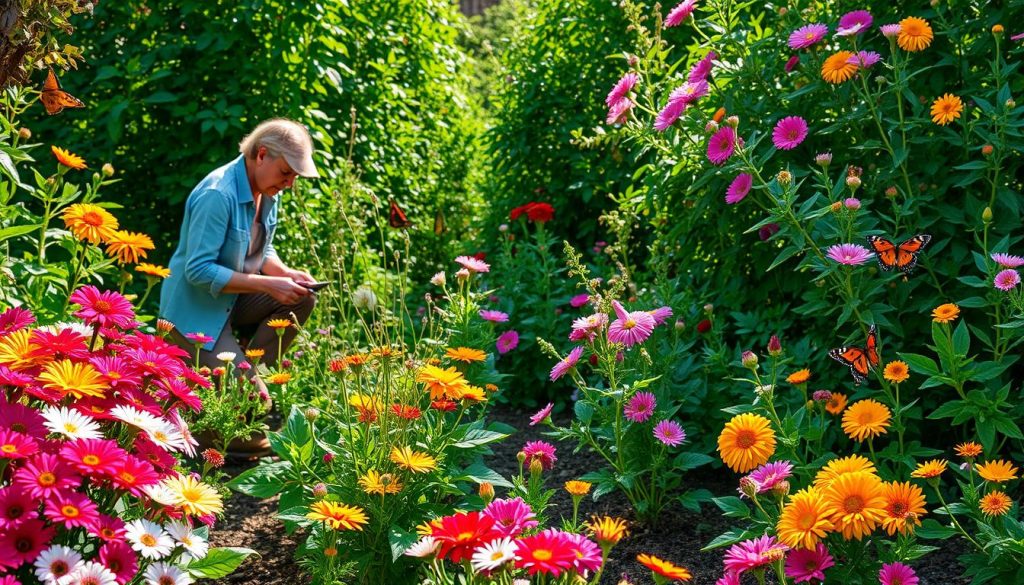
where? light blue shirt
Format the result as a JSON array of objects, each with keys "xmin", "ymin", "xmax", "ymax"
[{"xmin": 160, "ymin": 155, "xmax": 279, "ymax": 350}]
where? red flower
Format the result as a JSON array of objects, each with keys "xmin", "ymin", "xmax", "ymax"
[
  {"xmin": 514, "ymin": 529, "xmax": 577, "ymax": 576},
  {"xmin": 696, "ymin": 319, "xmax": 712, "ymax": 334},
  {"xmin": 391, "ymin": 404, "xmax": 422, "ymax": 420},
  {"xmin": 510, "ymin": 202, "xmax": 555, "ymax": 223},
  {"xmin": 431, "ymin": 400, "xmax": 457, "ymax": 412},
  {"xmin": 431, "ymin": 511, "xmax": 502, "ymax": 562}
]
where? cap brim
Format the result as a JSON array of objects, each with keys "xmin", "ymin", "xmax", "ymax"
[{"xmin": 285, "ymin": 153, "xmax": 320, "ymax": 178}]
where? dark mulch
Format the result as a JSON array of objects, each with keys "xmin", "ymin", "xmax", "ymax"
[{"xmin": 211, "ymin": 404, "xmax": 970, "ymax": 584}]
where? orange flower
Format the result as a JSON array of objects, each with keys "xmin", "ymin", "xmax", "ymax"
[
  {"xmin": 898, "ymin": 17, "xmax": 933, "ymax": 52},
  {"xmin": 841, "ymin": 399, "xmax": 891, "ymax": 441},
  {"xmin": 135, "ymin": 263, "xmax": 170, "ymax": 278},
  {"xmin": 976, "ymin": 460, "xmax": 1019, "ymax": 483},
  {"xmin": 883, "ymin": 361, "xmax": 910, "ymax": 383},
  {"xmin": 881, "ymin": 481, "xmax": 926, "ymax": 535},
  {"xmin": 52, "ymin": 145, "xmax": 87, "ymax": 169},
  {"xmin": 825, "ymin": 392, "xmax": 848, "ymax": 415},
  {"xmin": 786, "ymin": 369, "xmax": 811, "ymax": 384},
  {"xmin": 931, "ymin": 94, "xmax": 963, "ymax": 126},
  {"xmin": 445, "ymin": 347, "xmax": 486, "ymax": 363},
  {"xmin": 717, "ymin": 413, "xmax": 777, "ymax": 473},
  {"xmin": 637, "ymin": 553, "xmax": 692, "ymax": 581},
  {"xmin": 62, "ymin": 203, "xmax": 119, "ymax": 245},
  {"xmin": 823, "ymin": 471, "xmax": 887, "ymax": 540},
  {"xmin": 105, "ymin": 230, "xmax": 155, "ymax": 265},
  {"xmin": 821, "ymin": 51, "xmax": 858, "ymax": 84},
  {"xmin": 955, "ymin": 442, "xmax": 982, "ymax": 459},
  {"xmin": 586, "ymin": 516, "xmax": 628, "ymax": 547},
  {"xmin": 565, "ymin": 480, "xmax": 592, "ymax": 497},
  {"xmin": 910, "ymin": 459, "xmax": 947, "ymax": 479},
  {"xmin": 712, "ymin": 107, "xmax": 726, "ymax": 123},
  {"xmin": 979, "ymin": 490, "xmax": 1012, "ymax": 517},
  {"xmin": 932, "ymin": 303, "xmax": 959, "ymax": 323}
]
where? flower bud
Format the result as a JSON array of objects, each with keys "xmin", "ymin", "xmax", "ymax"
[
  {"xmin": 815, "ymin": 152, "xmax": 832, "ymax": 167},
  {"xmin": 772, "ymin": 480, "xmax": 790, "ymax": 499},
  {"xmin": 739, "ymin": 476, "xmax": 759, "ymax": 498},
  {"xmin": 1006, "ymin": 98, "xmax": 1016, "ymax": 110},
  {"xmin": 17, "ymin": 127, "xmax": 31, "ymax": 140},
  {"xmin": 628, "ymin": 54, "xmax": 639, "ymax": 66},
  {"xmin": 323, "ymin": 453, "xmax": 335, "ymax": 463},
  {"xmin": 456, "ymin": 268, "xmax": 470, "ymax": 282},
  {"xmin": 845, "ymin": 175, "xmax": 861, "ymax": 191},
  {"xmin": 674, "ymin": 318, "xmax": 686, "ymax": 331},
  {"xmin": 982, "ymin": 207, "xmax": 993, "ymax": 224},
  {"xmin": 992, "ymin": 24, "xmax": 1004, "ymax": 36},
  {"xmin": 725, "ymin": 115, "xmax": 739, "ymax": 128},
  {"xmin": 517, "ymin": 451, "xmax": 527, "ymax": 465},
  {"xmin": 754, "ymin": 384, "xmax": 774, "ymax": 398},
  {"xmin": 696, "ymin": 318, "xmax": 712, "ymax": 334},
  {"xmin": 777, "ymin": 6, "xmax": 787, "ymax": 16},
  {"xmin": 237, "ymin": 361, "xmax": 252, "ymax": 371},
  {"xmin": 282, "ymin": 358, "xmax": 292, "ymax": 369},
  {"xmin": 767, "ymin": 335, "xmax": 782, "ymax": 356},
  {"xmin": 704, "ymin": 120, "xmax": 719, "ymax": 134},
  {"xmin": 982, "ymin": 144, "xmax": 994, "ymax": 156},
  {"xmin": 844, "ymin": 197, "xmax": 861, "ymax": 211},
  {"xmin": 202, "ymin": 449, "xmax": 225, "ymax": 468},
  {"xmin": 776, "ymin": 170, "xmax": 792, "ymax": 186},
  {"xmin": 304, "ymin": 407, "xmax": 319, "ymax": 422},
  {"xmin": 741, "ymin": 351, "xmax": 758, "ymax": 369},
  {"xmin": 156, "ymin": 318, "xmax": 174, "ymax": 334},
  {"xmin": 885, "ymin": 186, "xmax": 898, "ymax": 197},
  {"xmin": 198, "ymin": 366, "xmax": 211, "ymax": 376},
  {"xmin": 312, "ymin": 482, "xmax": 328, "ymax": 498},
  {"xmin": 102, "ymin": 163, "xmax": 115, "ymax": 177},
  {"xmin": 212, "ymin": 367, "xmax": 225, "ymax": 377},
  {"xmin": 703, "ymin": 303, "xmax": 714, "ymax": 314},
  {"xmin": 812, "ymin": 389, "xmax": 832, "ymax": 402},
  {"xmin": 479, "ymin": 481, "xmax": 495, "ymax": 503},
  {"xmin": 430, "ymin": 271, "xmax": 446, "ymax": 287},
  {"xmin": 498, "ymin": 223, "xmax": 508, "ymax": 232},
  {"xmin": 529, "ymin": 458, "xmax": 544, "ymax": 476}
]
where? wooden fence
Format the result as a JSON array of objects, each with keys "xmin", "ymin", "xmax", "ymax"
[{"xmin": 459, "ymin": 0, "xmax": 501, "ymax": 16}]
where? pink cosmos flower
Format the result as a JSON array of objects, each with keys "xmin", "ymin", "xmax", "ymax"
[
  {"xmin": 773, "ymin": 116, "xmax": 808, "ymax": 150},
  {"xmin": 827, "ymin": 243, "xmax": 873, "ymax": 265},
  {"xmin": 98, "ymin": 540, "xmax": 138, "ymax": 585},
  {"xmin": 849, "ymin": 50, "xmax": 882, "ymax": 67},
  {"xmin": 0, "ymin": 399, "xmax": 47, "ymax": 438},
  {"xmin": 483, "ymin": 497, "xmax": 539, "ymax": 537},
  {"xmin": 837, "ymin": 10, "xmax": 872, "ymax": 36},
  {"xmin": 529, "ymin": 403, "xmax": 554, "ymax": 426},
  {"xmin": 570, "ymin": 294, "xmax": 591, "ymax": 308},
  {"xmin": 789, "ymin": 23, "xmax": 828, "ymax": 49},
  {"xmin": 497, "ymin": 330, "xmax": 520, "ymax": 354},
  {"xmin": 455, "ymin": 255, "xmax": 490, "ymax": 273},
  {"xmin": 879, "ymin": 562, "xmax": 919, "ymax": 585},
  {"xmin": 608, "ymin": 300, "xmax": 656, "ymax": 346},
  {"xmin": 14, "ymin": 453, "xmax": 81, "ymax": 499},
  {"xmin": 991, "ymin": 253, "xmax": 1024, "ymax": 268},
  {"xmin": 0, "ymin": 486, "xmax": 37, "ymax": 529},
  {"xmin": 566, "ymin": 532, "xmax": 603, "ymax": 576},
  {"xmin": 44, "ymin": 491, "xmax": 99, "ymax": 529},
  {"xmin": 570, "ymin": 313, "xmax": 608, "ymax": 342},
  {"xmin": 522, "ymin": 440, "xmax": 557, "ymax": 470},
  {"xmin": 550, "ymin": 346, "xmax": 584, "ymax": 381},
  {"xmin": 995, "ymin": 269, "xmax": 1021, "ymax": 291},
  {"xmin": 688, "ymin": 51, "xmax": 717, "ymax": 83},
  {"xmin": 514, "ymin": 529, "xmax": 577, "ymax": 577},
  {"xmin": 606, "ymin": 73, "xmax": 639, "ymax": 108},
  {"xmin": 184, "ymin": 332, "xmax": 214, "ymax": 345},
  {"xmin": 664, "ymin": 0, "xmax": 698, "ymax": 27},
  {"xmin": 785, "ymin": 543, "xmax": 834, "ymax": 583},
  {"xmin": 0, "ymin": 307, "xmax": 34, "ymax": 335},
  {"xmin": 0, "ymin": 518, "xmax": 55, "ymax": 570},
  {"xmin": 746, "ymin": 460, "xmax": 794, "ymax": 493},
  {"xmin": 607, "ymin": 99, "xmax": 633, "ymax": 125},
  {"xmin": 784, "ymin": 55, "xmax": 800, "ymax": 72},
  {"xmin": 69, "ymin": 286, "xmax": 135, "ymax": 329},
  {"xmin": 60, "ymin": 438, "xmax": 126, "ymax": 476},
  {"xmin": 479, "ymin": 310, "xmax": 510, "ymax": 322},
  {"xmin": 654, "ymin": 98, "xmax": 688, "ymax": 131},
  {"xmin": 625, "ymin": 392, "xmax": 657, "ymax": 423},
  {"xmin": 90, "ymin": 356, "xmax": 142, "ymax": 390},
  {"xmin": 111, "ymin": 456, "xmax": 161, "ymax": 496},
  {"xmin": 653, "ymin": 419, "xmax": 686, "ymax": 446},
  {"xmin": 707, "ymin": 126, "xmax": 737, "ymax": 165},
  {"xmin": 0, "ymin": 428, "xmax": 38, "ymax": 460},
  {"xmin": 726, "ymin": 173, "xmax": 753, "ymax": 204},
  {"xmin": 648, "ymin": 306, "xmax": 673, "ymax": 326},
  {"xmin": 716, "ymin": 573, "xmax": 740, "ymax": 585},
  {"xmin": 724, "ymin": 535, "xmax": 789, "ymax": 574}
]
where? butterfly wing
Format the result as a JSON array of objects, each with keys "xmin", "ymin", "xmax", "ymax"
[
  {"xmin": 829, "ymin": 346, "xmax": 870, "ymax": 385},
  {"xmin": 894, "ymin": 234, "xmax": 932, "ymax": 274},
  {"xmin": 388, "ymin": 200, "xmax": 412, "ymax": 229},
  {"xmin": 866, "ymin": 235, "xmax": 897, "ymax": 271},
  {"xmin": 40, "ymin": 69, "xmax": 84, "ymax": 115},
  {"xmin": 433, "ymin": 208, "xmax": 446, "ymax": 236},
  {"xmin": 865, "ymin": 324, "xmax": 880, "ymax": 368}
]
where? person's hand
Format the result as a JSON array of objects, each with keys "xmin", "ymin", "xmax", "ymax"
[
  {"xmin": 285, "ymin": 268, "xmax": 316, "ymax": 285},
  {"xmin": 262, "ymin": 276, "xmax": 311, "ymax": 305}
]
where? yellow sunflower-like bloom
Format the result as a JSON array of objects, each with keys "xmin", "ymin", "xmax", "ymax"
[
  {"xmin": 161, "ymin": 474, "xmax": 224, "ymax": 516},
  {"xmin": 586, "ymin": 516, "xmax": 628, "ymax": 547},
  {"xmin": 52, "ymin": 145, "xmax": 87, "ymax": 170},
  {"xmin": 37, "ymin": 359, "xmax": 108, "ymax": 399},
  {"xmin": 444, "ymin": 347, "xmax": 487, "ymax": 363},
  {"xmin": 821, "ymin": 51, "xmax": 858, "ymax": 84},
  {"xmin": 416, "ymin": 364, "xmax": 469, "ymax": 400},
  {"xmin": 358, "ymin": 470, "xmax": 403, "ymax": 495},
  {"xmin": 814, "ymin": 455, "xmax": 877, "ymax": 489},
  {"xmin": 717, "ymin": 413, "xmax": 777, "ymax": 473},
  {"xmin": 266, "ymin": 318, "xmax": 292, "ymax": 329},
  {"xmin": 883, "ymin": 360, "xmax": 910, "ymax": 383},
  {"xmin": 898, "ymin": 17, "xmax": 934, "ymax": 52},
  {"xmin": 105, "ymin": 230, "xmax": 155, "ymax": 265},
  {"xmin": 976, "ymin": 460, "xmax": 1019, "ymax": 483},
  {"xmin": 979, "ymin": 491, "xmax": 1012, "ymax": 517},
  {"xmin": 266, "ymin": 371, "xmax": 292, "ymax": 385},
  {"xmin": 841, "ymin": 399, "xmax": 891, "ymax": 441},
  {"xmin": 955, "ymin": 442, "xmax": 982, "ymax": 459},
  {"xmin": 565, "ymin": 480, "xmax": 592, "ymax": 497},
  {"xmin": 0, "ymin": 329, "xmax": 42, "ymax": 371},
  {"xmin": 636, "ymin": 554, "xmax": 692, "ymax": 581},
  {"xmin": 930, "ymin": 94, "xmax": 963, "ymax": 126},
  {"xmin": 307, "ymin": 501, "xmax": 368, "ymax": 531},
  {"xmin": 825, "ymin": 392, "xmax": 848, "ymax": 415},
  {"xmin": 777, "ymin": 486, "xmax": 836, "ymax": 550},
  {"xmin": 824, "ymin": 471, "xmax": 887, "ymax": 540},
  {"xmin": 390, "ymin": 446, "xmax": 437, "ymax": 473},
  {"xmin": 62, "ymin": 203, "xmax": 119, "ymax": 245}
]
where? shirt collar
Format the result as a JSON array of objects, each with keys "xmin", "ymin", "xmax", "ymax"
[{"xmin": 232, "ymin": 155, "xmax": 256, "ymax": 205}]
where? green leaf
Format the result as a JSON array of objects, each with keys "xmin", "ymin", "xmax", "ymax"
[
  {"xmin": 712, "ymin": 496, "xmax": 751, "ymax": 519},
  {"xmin": 574, "ymin": 400, "xmax": 594, "ymax": 424},
  {"xmin": 952, "ymin": 320, "xmax": 970, "ymax": 356},
  {"xmin": 0, "ymin": 224, "xmax": 38, "ymax": 244},
  {"xmin": 673, "ymin": 452, "xmax": 714, "ymax": 471},
  {"xmin": 226, "ymin": 460, "xmax": 292, "ymax": 498},
  {"xmin": 451, "ymin": 462, "xmax": 511, "ymax": 488},
  {"xmin": 702, "ymin": 529, "xmax": 752, "ymax": 551},
  {"xmin": 452, "ymin": 428, "xmax": 508, "ymax": 449},
  {"xmin": 928, "ymin": 400, "xmax": 967, "ymax": 420},
  {"xmin": 184, "ymin": 547, "xmax": 256, "ymax": 579},
  {"xmin": 915, "ymin": 519, "xmax": 958, "ymax": 539},
  {"xmin": 899, "ymin": 353, "xmax": 939, "ymax": 376},
  {"xmin": 677, "ymin": 488, "xmax": 713, "ymax": 513},
  {"xmin": 389, "ymin": 525, "xmax": 418, "ymax": 561}
]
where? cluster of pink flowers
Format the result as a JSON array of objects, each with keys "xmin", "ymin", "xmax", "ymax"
[
  {"xmin": 0, "ymin": 289, "xmax": 218, "ymax": 585},
  {"xmin": 606, "ymin": 72, "xmax": 639, "ymax": 125},
  {"xmin": 992, "ymin": 252, "xmax": 1023, "ymax": 291},
  {"xmin": 739, "ymin": 460, "xmax": 793, "ymax": 496}
]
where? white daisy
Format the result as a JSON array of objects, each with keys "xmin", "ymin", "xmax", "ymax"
[
  {"xmin": 125, "ymin": 518, "xmax": 174, "ymax": 560},
  {"xmin": 65, "ymin": 560, "xmax": 118, "ymax": 585},
  {"xmin": 470, "ymin": 537, "xmax": 516, "ymax": 572},
  {"xmin": 404, "ymin": 536, "xmax": 440, "ymax": 558},
  {"xmin": 165, "ymin": 519, "xmax": 208, "ymax": 559},
  {"xmin": 143, "ymin": 562, "xmax": 194, "ymax": 585},
  {"xmin": 142, "ymin": 483, "xmax": 178, "ymax": 507},
  {"xmin": 215, "ymin": 351, "xmax": 236, "ymax": 363},
  {"xmin": 109, "ymin": 405, "xmax": 163, "ymax": 434},
  {"xmin": 34, "ymin": 543, "xmax": 83, "ymax": 584},
  {"xmin": 145, "ymin": 419, "xmax": 187, "ymax": 453},
  {"xmin": 41, "ymin": 406, "xmax": 103, "ymax": 440}
]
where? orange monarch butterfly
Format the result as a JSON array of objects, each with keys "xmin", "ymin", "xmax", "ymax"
[
  {"xmin": 866, "ymin": 234, "xmax": 931, "ymax": 274},
  {"xmin": 829, "ymin": 324, "xmax": 879, "ymax": 385},
  {"xmin": 40, "ymin": 68, "xmax": 85, "ymax": 115},
  {"xmin": 388, "ymin": 199, "xmax": 411, "ymax": 229}
]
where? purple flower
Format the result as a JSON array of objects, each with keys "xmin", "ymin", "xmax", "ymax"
[
  {"xmin": 726, "ymin": 173, "xmax": 753, "ymax": 204},
  {"xmin": 707, "ymin": 126, "xmax": 737, "ymax": 165},
  {"xmin": 606, "ymin": 73, "xmax": 639, "ymax": 108},
  {"xmin": 758, "ymin": 223, "xmax": 780, "ymax": 241},
  {"xmin": 648, "ymin": 306, "xmax": 673, "ymax": 326},
  {"xmin": 772, "ymin": 116, "xmax": 808, "ymax": 150},
  {"xmin": 496, "ymin": 330, "xmax": 519, "ymax": 354},
  {"xmin": 879, "ymin": 562, "xmax": 919, "ymax": 585},
  {"xmin": 664, "ymin": 0, "xmax": 698, "ymax": 27},
  {"xmin": 827, "ymin": 243, "xmax": 873, "ymax": 265},
  {"xmin": 995, "ymin": 269, "xmax": 1021, "ymax": 291},
  {"xmin": 653, "ymin": 420, "xmax": 686, "ymax": 446},
  {"xmin": 529, "ymin": 403, "xmax": 553, "ymax": 426},
  {"xmin": 784, "ymin": 54, "xmax": 800, "ymax": 72},
  {"xmin": 606, "ymin": 99, "xmax": 633, "ymax": 125},
  {"xmin": 844, "ymin": 197, "xmax": 861, "ymax": 210},
  {"xmin": 624, "ymin": 391, "xmax": 656, "ymax": 423},
  {"xmin": 479, "ymin": 310, "xmax": 509, "ymax": 322},
  {"xmin": 991, "ymin": 253, "xmax": 1024, "ymax": 268},
  {"xmin": 569, "ymin": 294, "xmax": 591, "ymax": 308},
  {"xmin": 687, "ymin": 51, "xmax": 716, "ymax": 83},
  {"xmin": 607, "ymin": 301, "xmax": 656, "ymax": 346},
  {"xmin": 788, "ymin": 23, "xmax": 828, "ymax": 50},
  {"xmin": 837, "ymin": 10, "xmax": 872, "ymax": 36},
  {"xmin": 785, "ymin": 544, "xmax": 834, "ymax": 583},
  {"xmin": 880, "ymin": 23, "xmax": 901, "ymax": 38},
  {"xmin": 746, "ymin": 460, "xmax": 793, "ymax": 493},
  {"xmin": 550, "ymin": 346, "xmax": 584, "ymax": 381},
  {"xmin": 848, "ymin": 50, "xmax": 882, "ymax": 68}
]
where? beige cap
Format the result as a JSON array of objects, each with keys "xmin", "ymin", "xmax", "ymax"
[
  {"xmin": 239, "ymin": 118, "xmax": 320, "ymax": 178},
  {"xmin": 282, "ymin": 149, "xmax": 319, "ymax": 178}
]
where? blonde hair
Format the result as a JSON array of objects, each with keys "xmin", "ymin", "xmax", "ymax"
[{"xmin": 238, "ymin": 118, "xmax": 313, "ymax": 162}]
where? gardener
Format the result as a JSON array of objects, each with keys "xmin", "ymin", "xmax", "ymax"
[{"xmin": 160, "ymin": 118, "xmax": 319, "ymax": 398}]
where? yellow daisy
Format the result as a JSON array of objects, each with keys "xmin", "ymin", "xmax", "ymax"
[
  {"xmin": 717, "ymin": 413, "xmax": 777, "ymax": 473},
  {"xmin": 37, "ymin": 359, "xmax": 108, "ymax": 399},
  {"xmin": 880, "ymin": 481, "xmax": 926, "ymax": 536},
  {"xmin": 585, "ymin": 516, "xmax": 629, "ymax": 547},
  {"xmin": 62, "ymin": 203, "xmax": 119, "ymax": 245},
  {"xmin": 814, "ymin": 455, "xmax": 877, "ymax": 489},
  {"xmin": 565, "ymin": 480, "xmax": 592, "ymax": 497},
  {"xmin": 898, "ymin": 17, "xmax": 933, "ymax": 52},
  {"xmin": 976, "ymin": 460, "xmax": 1019, "ymax": 483},
  {"xmin": 955, "ymin": 442, "xmax": 982, "ymax": 459},
  {"xmin": 776, "ymin": 486, "xmax": 836, "ymax": 550},
  {"xmin": 390, "ymin": 446, "xmax": 437, "ymax": 473},
  {"xmin": 824, "ymin": 471, "xmax": 887, "ymax": 540},
  {"xmin": 821, "ymin": 51, "xmax": 858, "ymax": 84},
  {"xmin": 444, "ymin": 347, "xmax": 487, "ymax": 363},
  {"xmin": 841, "ymin": 399, "xmax": 891, "ymax": 442},
  {"xmin": 415, "ymin": 364, "xmax": 469, "ymax": 401},
  {"xmin": 160, "ymin": 474, "xmax": 224, "ymax": 516},
  {"xmin": 910, "ymin": 459, "xmax": 948, "ymax": 479},
  {"xmin": 358, "ymin": 470, "xmax": 403, "ymax": 495},
  {"xmin": 307, "ymin": 501, "xmax": 368, "ymax": 531},
  {"xmin": 266, "ymin": 318, "xmax": 292, "ymax": 329},
  {"xmin": 105, "ymin": 230, "xmax": 155, "ymax": 265},
  {"xmin": 52, "ymin": 145, "xmax": 87, "ymax": 169}
]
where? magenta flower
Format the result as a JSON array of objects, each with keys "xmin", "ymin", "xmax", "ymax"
[
  {"xmin": 687, "ymin": 50, "xmax": 717, "ymax": 83},
  {"xmin": 607, "ymin": 300, "xmax": 656, "ymax": 346},
  {"xmin": 653, "ymin": 419, "xmax": 686, "ymax": 446},
  {"xmin": 606, "ymin": 99, "xmax": 633, "ymax": 125},
  {"xmin": 648, "ymin": 306, "xmax": 673, "ymax": 326},
  {"xmin": 0, "ymin": 307, "xmax": 34, "ymax": 335},
  {"xmin": 724, "ymin": 535, "xmax": 789, "ymax": 574},
  {"xmin": 479, "ymin": 310, "xmax": 510, "ymax": 322},
  {"xmin": 784, "ymin": 54, "xmax": 800, "ymax": 72},
  {"xmin": 184, "ymin": 332, "xmax": 214, "ymax": 345},
  {"xmin": 880, "ymin": 23, "xmax": 901, "ymax": 38},
  {"xmin": 43, "ymin": 491, "xmax": 99, "ymax": 529},
  {"xmin": 827, "ymin": 243, "xmax": 873, "ymax": 266},
  {"xmin": 569, "ymin": 294, "xmax": 591, "ymax": 308},
  {"xmin": 837, "ymin": 10, "xmax": 872, "ymax": 35},
  {"xmin": 785, "ymin": 543, "xmax": 834, "ymax": 583},
  {"xmin": 707, "ymin": 126, "xmax": 737, "ymax": 165},
  {"xmin": 529, "ymin": 403, "xmax": 554, "ymax": 426},
  {"xmin": 570, "ymin": 313, "xmax": 608, "ymax": 342},
  {"xmin": 995, "ymin": 269, "xmax": 1021, "ymax": 291},
  {"xmin": 772, "ymin": 116, "xmax": 808, "ymax": 150},
  {"xmin": 70, "ymin": 286, "xmax": 136, "ymax": 329},
  {"xmin": 483, "ymin": 497, "xmax": 538, "ymax": 537},
  {"xmin": 521, "ymin": 441, "xmax": 557, "ymax": 470},
  {"xmin": 0, "ymin": 486, "xmax": 37, "ymax": 529},
  {"xmin": 0, "ymin": 518, "xmax": 55, "ymax": 570},
  {"xmin": 606, "ymin": 73, "xmax": 639, "ymax": 108},
  {"xmin": 13, "ymin": 453, "xmax": 80, "ymax": 499},
  {"xmin": 664, "ymin": 0, "xmax": 698, "ymax": 27},
  {"xmin": 99, "ymin": 540, "xmax": 139, "ymax": 585},
  {"xmin": 716, "ymin": 573, "xmax": 740, "ymax": 585},
  {"xmin": 550, "ymin": 346, "xmax": 584, "ymax": 381},
  {"xmin": 879, "ymin": 562, "xmax": 919, "ymax": 585},
  {"xmin": 624, "ymin": 391, "xmax": 656, "ymax": 423},
  {"xmin": 497, "ymin": 330, "xmax": 520, "ymax": 354},
  {"xmin": 566, "ymin": 532, "xmax": 603, "ymax": 577},
  {"xmin": 726, "ymin": 173, "xmax": 753, "ymax": 204},
  {"xmin": 454, "ymin": 255, "xmax": 490, "ymax": 273},
  {"xmin": 848, "ymin": 50, "xmax": 882, "ymax": 68},
  {"xmin": 746, "ymin": 460, "xmax": 793, "ymax": 493},
  {"xmin": 991, "ymin": 253, "xmax": 1024, "ymax": 268},
  {"xmin": 788, "ymin": 23, "xmax": 828, "ymax": 50},
  {"xmin": 844, "ymin": 197, "xmax": 861, "ymax": 210},
  {"xmin": 654, "ymin": 99, "xmax": 688, "ymax": 131}
]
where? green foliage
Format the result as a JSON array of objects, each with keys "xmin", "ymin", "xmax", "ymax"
[{"xmin": 0, "ymin": 0, "xmax": 89, "ymax": 87}]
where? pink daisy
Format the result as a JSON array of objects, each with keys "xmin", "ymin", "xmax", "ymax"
[
  {"xmin": 746, "ymin": 460, "xmax": 794, "ymax": 493},
  {"xmin": 707, "ymin": 126, "xmax": 737, "ymax": 165},
  {"xmin": 111, "ymin": 456, "xmax": 161, "ymax": 496},
  {"xmin": 0, "ymin": 306, "xmax": 35, "ymax": 335},
  {"xmin": 606, "ymin": 73, "xmax": 639, "ymax": 108},
  {"xmin": 849, "ymin": 50, "xmax": 882, "ymax": 68},
  {"xmin": 716, "ymin": 573, "xmax": 740, "ymax": 585},
  {"xmin": 649, "ymin": 306, "xmax": 673, "ymax": 326},
  {"xmin": 785, "ymin": 543, "xmax": 834, "ymax": 583},
  {"xmin": 529, "ymin": 403, "xmax": 554, "ymax": 426},
  {"xmin": 773, "ymin": 116, "xmax": 808, "ymax": 150},
  {"xmin": 785, "ymin": 54, "xmax": 800, "ymax": 72},
  {"xmin": 837, "ymin": 10, "xmax": 872, "ymax": 35},
  {"xmin": 0, "ymin": 428, "xmax": 38, "ymax": 460},
  {"xmin": 654, "ymin": 97, "xmax": 688, "ymax": 131},
  {"xmin": 483, "ymin": 497, "xmax": 539, "ymax": 537},
  {"xmin": 0, "ymin": 366, "xmax": 33, "ymax": 387},
  {"xmin": 60, "ymin": 438, "xmax": 126, "ymax": 476},
  {"xmin": 991, "ymin": 253, "xmax": 1024, "ymax": 268},
  {"xmin": 69, "ymin": 286, "xmax": 136, "ymax": 329},
  {"xmin": 183, "ymin": 332, "xmax": 214, "ymax": 345},
  {"xmin": 550, "ymin": 346, "xmax": 584, "ymax": 381},
  {"xmin": 625, "ymin": 392, "xmax": 657, "ymax": 423},
  {"xmin": 479, "ymin": 310, "xmax": 510, "ymax": 322},
  {"xmin": 0, "ymin": 518, "xmax": 55, "ymax": 570},
  {"xmin": 566, "ymin": 532, "xmax": 603, "ymax": 576},
  {"xmin": 514, "ymin": 529, "xmax": 576, "ymax": 577},
  {"xmin": 607, "ymin": 301, "xmax": 656, "ymax": 346},
  {"xmin": 123, "ymin": 349, "xmax": 184, "ymax": 379},
  {"xmin": 664, "ymin": 0, "xmax": 698, "ymax": 27},
  {"xmin": 0, "ymin": 398, "xmax": 48, "ymax": 438},
  {"xmin": 726, "ymin": 173, "xmax": 753, "ymax": 204},
  {"xmin": 98, "ymin": 540, "xmax": 138, "ymax": 585},
  {"xmin": 879, "ymin": 562, "xmax": 919, "ymax": 585},
  {"xmin": 89, "ymin": 514, "xmax": 128, "ymax": 543},
  {"xmin": 522, "ymin": 440, "xmax": 557, "ymax": 470},
  {"xmin": 570, "ymin": 293, "xmax": 591, "ymax": 308},
  {"xmin": 995, "ymin": 269, "xmax": 1021, "ymax": 291},
  {"xmin": 497, "ymin": 330, "xmax": 520, "ymax": 354},
  {"xmin": 688, "ymin": 50, "xmax": 717, "ymax": 83},
  {"xmin": 880, "ymin": 23, "xmax": 901, "ymax": 38},
  {"xmin": 653, "ymin": 419, "xmax": 686, "ymax": 446},
  {"xmin": 0, "ymin": 486, "xmax": 37, "ymax": 529},
  {"xmin": 789, "ymin": 23, "xmax": 828, "ymax": 49},
  {"xmin": 90, "ymin": 356, "xmax": 142, "ymax": 389},
  {"xmin": 724, "ymin": 535, "xmax": 789, "ymax": 574},
  {"xmin": 13, "ymin": 453, "xmax": 81, "ymax": 499},
  {"xmin": 44, "ymin": 491, "xmax": 99, "ymax": 529},
  {"xmin": 28, "ymin": 328, "xmax": 89, "ymax": 361},
  {"xmin": 455, "ymin": 255, "xmax": 490, "ymax": 273},
  {"xmin": 570, "ymin": 313, "xmax": 608, "ymax": 342},
  {"xmin": 827, "ymin": 243, "xmax": 873, "ymax": 265},
  {"xmin": 607, "ymin": 99, "xmax": 633, "ymax": 125}
]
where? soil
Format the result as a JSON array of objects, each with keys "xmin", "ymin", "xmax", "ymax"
[{"xmin": 211, "ymin": 405, "xmax": 971, "ymax": 585}]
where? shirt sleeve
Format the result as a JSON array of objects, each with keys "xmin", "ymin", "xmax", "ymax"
[{"xmin": 182, "ymin": 189, "xmax": 235, "ymax": 296}]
